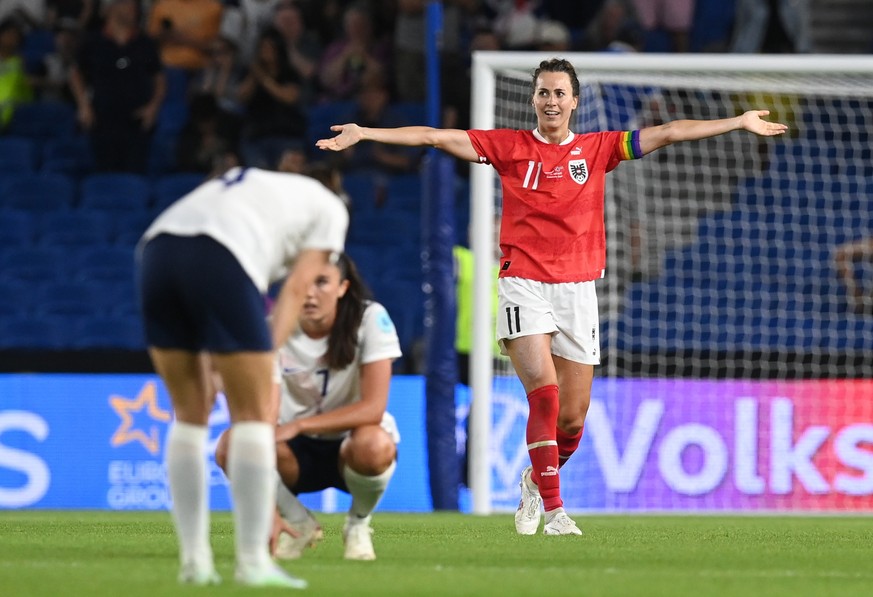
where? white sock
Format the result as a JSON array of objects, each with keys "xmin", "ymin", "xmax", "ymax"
[
  {"xmin": 343, "ymin": 460, "xmax": 396, "ymax": 520},
  {"xmin": 227, "ymin": 422, "xmax": 276, "ymax": 571},
  {"xmin": 275, "ymin": 474, "xmax": 310, "ymax": 524},
  {"xmin": 165, "ymin": 422, "xmax": 212, "ymax": 568}
]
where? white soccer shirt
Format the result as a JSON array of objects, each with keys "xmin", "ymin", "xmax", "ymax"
[
  {"xmin": 277, "ymin": 302, "xmax": 403, "ymax": 440},
  {"xmin": 141, "ymin": 167, "xmax": 349, "ymax": 292}
]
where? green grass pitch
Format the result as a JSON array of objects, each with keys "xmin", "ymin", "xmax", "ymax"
[{"xmin": 1, "ymin": 511, "xmax": 872, "ymax": 596}]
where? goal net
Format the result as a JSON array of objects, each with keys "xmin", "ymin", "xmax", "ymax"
[{"xmin": 464, "ymin": 52, "xmax": 873, "ymax": 514}]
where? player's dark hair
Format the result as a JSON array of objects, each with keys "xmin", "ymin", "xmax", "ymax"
[
  {"xmin": 531, "ymin": 58, "xmax": 580, "ymax": 99},
  {"xmin": 326, "ymin": 253, "xmax": 372, "ymax": 370},
  {"xmin": 304, "ymin": 161, "xmax": 344, "ymax": 196}
]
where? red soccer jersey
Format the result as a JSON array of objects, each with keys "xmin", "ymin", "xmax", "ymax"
[{"xmin": 467, "ymin": 128, "xmax": 643, "ymax": 283}]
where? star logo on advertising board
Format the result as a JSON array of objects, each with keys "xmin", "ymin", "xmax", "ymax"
[{"xmin": 109, "ymin": 381, "xmax": 171, "ymax": 455}]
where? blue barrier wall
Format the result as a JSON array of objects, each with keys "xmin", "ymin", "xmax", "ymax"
[{"xmin": 0, "ymin": 374, "xmax": 432, "ymax": 512}]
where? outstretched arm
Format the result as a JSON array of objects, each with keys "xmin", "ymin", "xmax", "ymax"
[
  {"xmin": 638, "ymin": 110, "xmax": 788, "ymax": 155},
  {"xmin": 316, "ymin": 124, "xmax": 479, "ymax": 162}
]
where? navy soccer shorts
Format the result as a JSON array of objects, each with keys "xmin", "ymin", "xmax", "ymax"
[
  {"xmin": 138, "ymin": 233, "xmax": 272, "ymax": 352},
  {"xmin": 286, "ymin": 435, "xmax": 348, "ymax": 495}
]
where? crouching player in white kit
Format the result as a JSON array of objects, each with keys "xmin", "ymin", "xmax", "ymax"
[{"xmin": 217, "ymin": 252, "xmax": 401, "ymax": 561}]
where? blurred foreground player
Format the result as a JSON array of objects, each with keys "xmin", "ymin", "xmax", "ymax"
[{"xmin": 137, "ymin": 166, "xmax": 347, "ymax": 587}]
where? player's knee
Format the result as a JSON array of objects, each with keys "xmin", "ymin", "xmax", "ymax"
[
  {"xmin": 557, "ymin": 418, "xmax": 584, "ymax": 437},
  {"xmin": 344, "ymin": 426, "xmax": 396, "ymax": 474}
]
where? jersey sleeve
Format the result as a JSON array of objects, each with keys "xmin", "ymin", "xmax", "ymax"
[
  {"xmin": 301, "ymin": 193, "xmax": 349, "ymax": 253},
  {"xmin": 359, "ymin": 302, "xmax": 403, "ymax": 364},
  {"xmin": 604, "ymin": 130, "xmax": 644, "ymax": 171},
  {"xmin": 466, "ymin": 129, "xmax": 515, "ymax": 171}
]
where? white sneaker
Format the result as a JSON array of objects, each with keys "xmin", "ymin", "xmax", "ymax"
[
  {"xmin": 543, "ymin": 509, "xmax": 583, "ymax": 536},
  {"xmin": 178, "ymin": 561, "xmax": 221, "ymax": 586},
  {"xmin": 275, "ymin": 513, "xmax": 324, "ymax": 560},
  {"xmin": 343, "ymin": 515, "xmax": 376, "ymax": 561},
  {"xmin": 514, "ymin": 465, "xmax": 542, "ymax": 535},
  {"xmin": 235, "ymin": 562, "xmax": 308, "ymax": 589}
]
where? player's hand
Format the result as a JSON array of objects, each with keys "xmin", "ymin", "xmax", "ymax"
[
  {"xmin": 269, "ymin": 510, "xmax": 300, "ymax": 557},
  {"xmin": 275, "ymin": 421, "xmax": 301, "ymax": 443},
  {"xmin": 741, "ymin": 110, "xmax": 788, "ymax": 136},
  {"xmin": 315, "ymin": 123, "xmax": 363, "ymax": 151}
]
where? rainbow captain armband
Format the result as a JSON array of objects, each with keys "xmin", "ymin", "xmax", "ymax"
[{"xmin": 620, "ymin": 130, "xmax": 643, "ymax": 160}]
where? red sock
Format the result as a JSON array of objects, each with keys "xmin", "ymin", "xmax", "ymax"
[
  {"xmin": 526, "ymin": 384, "xmax": 562, "ymax": 512},
  {"xmin": 557, "ymin": 426, "xmax": 583, "ymax": 468}
]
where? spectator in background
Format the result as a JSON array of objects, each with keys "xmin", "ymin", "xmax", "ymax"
[
  {"xmin": 305, "ymin": 0, "xmax": 349, "ymax": 49},
  {"xmin": 271, "ymin": 0, "xmax": 320, "ymax": 106},
  {"xmin": 835, "ymin": 237, "xmax": 873, "ymax": 316},
  {"xmin": 327, "ymin": 73, "xmax": 422, "ymax": 176},
  {"xmin": 0, "ymin": 0, "xmax": 47, "ymax": 32},
  {"xmin": 238, "ymin": 27, "xmax": 307, "ymax": 169},
  {"xmin": 46, "ymin": 0, "xmax": 97, "ymax": 32},
  {"xmin": 30, "ymin": 17, "xmax": 80, "ymax": 103},
  {"xmin": 535, "ymin": 19, "xmax": 571, "ymax": 52},
  {"xmin": 193, "ymin": 33, "xmax": 246, "ymax": 116},
  {"xmin": 393, "ymin": 0, "xmax": 475, "ymax": 127},
  {"xmin": 221, "ymin": 0, "xmax": 281, "ymax": 64},
  {"xmin": 730, "ymin": 0, "xmax": 812, "ymax": 54},
  {"xmin": 147, "ymin": 0, "xmax": 224, "ymax": 73},
  {"xmin": 490, "ymin": 0, "xmax": 543, "ymax": 50},
  {"xmin": 276, "ymin": 146, "xmax": 307, "ymax": 173},
  {"xmin": 0, "ymin": 19, "xmax": 33, "ymax": 128},
  {"xmin": 69, "ymin": 0, "xmax": 166, "ymax": 172},
  {"xmin": 579, "ymin": 0, "xmax": 635, "ymax": 51},
  {"xmin": 175, "ymin": 92, "xmax": 241, "ymax": 176},
  {"xmin": 319, "ymin": 2, "xmax": 390, "ymax": 103},
  {"xmin": 630, "ymin": 0, "xmax": 695, "ymax": 52}
]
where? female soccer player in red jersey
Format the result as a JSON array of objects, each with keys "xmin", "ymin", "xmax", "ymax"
[{"xmin": 317, "ymin": 58, "xmax": 788, "ymax": 535}]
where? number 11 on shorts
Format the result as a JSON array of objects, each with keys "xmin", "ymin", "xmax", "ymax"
[{"xmin": 506, "ymin": 305, "xmax": 520, "ymax": 335}]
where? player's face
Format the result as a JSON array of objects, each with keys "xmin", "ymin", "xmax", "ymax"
[
  {"xmin": 532, "ymin": 71, "xmax": 578, "ymax": 131},
  {"xmin": 302, "ymin": 263, "xmax": 349, "ymax": 325}
]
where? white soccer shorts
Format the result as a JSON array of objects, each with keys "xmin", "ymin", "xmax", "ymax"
[{"xmin": 496, "ymin": 277, "xmax": 601, "ymax": 365}]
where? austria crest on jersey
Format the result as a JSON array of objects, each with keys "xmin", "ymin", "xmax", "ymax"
[{"xmin": 569, "ymin": 159, "xmax": 588, "ymax": 184}]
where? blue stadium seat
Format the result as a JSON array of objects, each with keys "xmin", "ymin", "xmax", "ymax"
[
  {"xmin": 0, "ymin": 209, "xmax": 36, "ymax": 247},
  {"xmin": 114, "ymin": 211, "xmax": 156, "ymax": 247},
  {"xmin": 385, "ymin": 174, "xmax": 423, "ymax": 213},
  {"xmin": 80, "ymin": 173, "xmax": 151, "ymax": 212},
  {"xmin": 34, "ymin": 280, "xmax": 101, "ymax": 317},
  {"xmin": 146, "ymin": 132, "xmax": 179, "ymax": 176},
  {"xmin": 40, "ymin": 136, "xmax": 94, "ymax": 177},
  {"xmin": 155, "ymin": 67, "xmax": 191, "ymax": 136},
  {"xmin": 0, "ymin": 280, "xmax": 29, "ymax": 318},
  {"xmin": 74, "ymin": 246, "xmax": 135, "ymax": 284},
  {"xmin": 0, "ymin": 245, "xmax": 66, "ymax": 282},
  {"xmin": 22, "ymin": 28, "xmax": 55, "ymax": 72},
  {"xmin": 0, "ymin": 316, "xmax": 68, "ymax": 349},
  {"xmin": 342, "ymin": 171, "xmax": 381, "ymax": 215},
  {"xmin": 37, "ymin": 210, "xmax": 112, "ymax": 247},
  {"xmin": 0, "ymin": 173, "xmax": 76, "ymax": 211},
  {"xmin": 344, "ymin": 243, "xmax": 388, "ymax": 292},
  {"xmin": 7, "ymin": 101, "xmax": 77, "ymax": 140},
  {"xmin": 0, "ymin": 136, "xmax": 38, "ymax": 174},
  {"xmin": 348, "ymin": 212, "xmax": 421, "ymax": 246},
  {"xmin": 73, "ymin": 315, "xmax": 146, "ymax": 350},
  {"xmin": 152, "ymin": 172, "xmax": 206, "ymax": 211}
]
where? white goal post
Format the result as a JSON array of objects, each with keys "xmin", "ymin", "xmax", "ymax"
[{"xmin": 466, "ymin": 52, "xmax": 873, "ymax": 515}]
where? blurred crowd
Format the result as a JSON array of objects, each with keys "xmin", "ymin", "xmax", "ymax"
[{"xmin": 0, "ymin": 0, "xmax": 819, "ymax": 178}]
